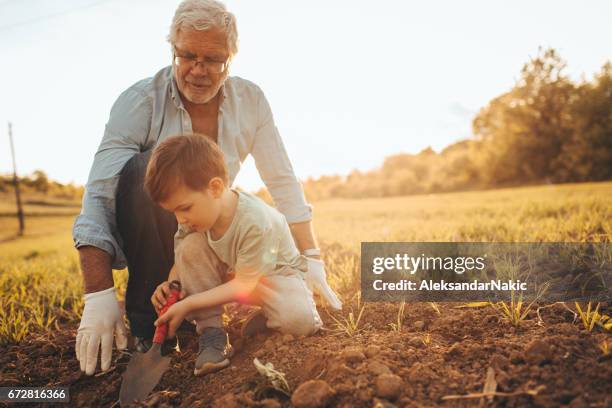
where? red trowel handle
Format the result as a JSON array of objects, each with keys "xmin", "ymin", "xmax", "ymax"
[{"xmin": 152, "ymin": 280, "xmax": 182, "ymax": 345}]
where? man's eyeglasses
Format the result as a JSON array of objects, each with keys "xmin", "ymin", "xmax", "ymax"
[{"xmin": 173, "ymin": 49, "xmax": 229, "ymax": 74}]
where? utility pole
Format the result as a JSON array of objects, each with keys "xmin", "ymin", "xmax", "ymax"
[{"xmin": 8, "ymin": 122, "xmax": 25, "ymax": 235}]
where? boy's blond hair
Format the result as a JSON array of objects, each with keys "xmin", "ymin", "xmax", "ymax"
[{"xmin": 144, "ymin": 133, "xmax": 228, "ymax": 203}]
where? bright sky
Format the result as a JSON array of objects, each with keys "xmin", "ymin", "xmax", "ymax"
[{"xmin": 0, "ymin": 0, "xmax": 610, "ymax": 191}]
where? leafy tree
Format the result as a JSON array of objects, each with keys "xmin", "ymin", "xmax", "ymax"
[
  {"xmin": 473, "ymin": 48, "xmax": 577, "ymax": 186},
  {"xmin": 557, "ymin": 62, "xmax": 612, "ymax": 181}
]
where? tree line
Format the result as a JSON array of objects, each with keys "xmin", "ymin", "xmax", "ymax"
[
  {"xmin": 0, "ymin": 170, "xmax": 83, "ymax": 200},
  {"xmin": 296, "ymin": 48, "xmax": 611, "ymax": 201}
]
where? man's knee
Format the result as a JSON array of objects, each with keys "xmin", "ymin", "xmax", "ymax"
[
  {"xmin": 117, "ymin": 150, "xmax": 152, "ymax": 203},
  {"xmin": 275, "ymin": 301, "xmax": 322, "ymax": 337},
  {"xmin": 120, "ymin": 150, "xmax": 151, "ymax": 181}
]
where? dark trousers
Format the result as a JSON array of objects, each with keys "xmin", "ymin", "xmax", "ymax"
[{"xmin": 116, "ymin": 150, "xmax": 178, "ymax": 339}]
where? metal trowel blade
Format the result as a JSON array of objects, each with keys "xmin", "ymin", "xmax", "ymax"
[{"xmin": 119, "ymin": 344, "xmax": 171, "ymax": 406}]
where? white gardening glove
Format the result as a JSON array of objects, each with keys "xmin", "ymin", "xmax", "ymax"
[
  {"xmin": 305, "ymin": 258, "xmax": 343, "ymax": 310},
  {"xmin": 75, "ymin": 287, "xmax": 129, "ymax": 375}
]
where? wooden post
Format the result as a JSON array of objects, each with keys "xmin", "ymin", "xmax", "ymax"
[{"xmin": 8, "ymin": 122, "xmax": 25, "ymax": 235}]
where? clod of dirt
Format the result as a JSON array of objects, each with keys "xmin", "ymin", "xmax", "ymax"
[
  {"xmin": 212, "ymin": 393, "xmax": 241, "ymax": 408},
  {"xmin": 568, "ymin": 396, "xmax": 587, "ymax": 407},
  {"xmin": 264, "ymin": 339, "xmax": 275, "ymax": 350},
  {"xmin": 232, "ymin": 338, "xmax": 244, "ymax": 352},
  {"xmin": 389, "ymin": 342, "xmax": 403, "ymax": 352},
  {"xmin": 259, "ymin": 398, "xmax": 282, "ymax": 408},
  {"xmin": 375, "ymin": 373, "xmax": 403, "ymax": 400},
  {"xmin": 40, "ymin": 344, "xmax": 55, "ymax": 356},
  {"xmin": 373, "ymin": 397, "xmax": 398, "ymax": 408},
  {"xmin": 489, "ymin": 354, "xmax": 510, "ymax": 370},
  {"xmin": 554, "ymin": 323, "xmax": 579, "ymax": 336},
  {"xmin": 407, "ymin": 337, "xmax": 423, "ymax": 348},
  {"xmin": 524, "ymin": 338, "xmax": 552, "ymax": 365},
  {"xmin": 303, "ymin": 357, "xmax": 326, "ymax": 379},
  {"xmin": 340, "ymin": 347, "xmax": 366, "ymax": 363},
  {"xmin": 413, "ymin": 321, "xmax": 425, "ymax": 331},
  {"xmin": 282, "ymin": 334, "xmax": 295, "ymax": 343},
  {"xmin": 291, "ymin": 379, "xmax": 335, "ymax": 408},
  {"xmin": 509, "ymin": 350, "xmax": 525, "ymax": 364},
  {"xmin": 66, "ymin": 370, "xmax": 82, "ymax": 384},
  {"xmin": 444, "ymin": 342, "xmax": 462, "ymax": 360},
  {"xmin": 364, "ymin": 345, "xmax": 382, "ymax": 358},
  {"xmin": 368, "ymin": 360, "xmax": 392, "ymax": 376}
]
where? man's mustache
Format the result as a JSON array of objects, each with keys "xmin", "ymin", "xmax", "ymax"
[{"xmin": 186, "ymin": 77, "xmax": 213, "ymax": 86}]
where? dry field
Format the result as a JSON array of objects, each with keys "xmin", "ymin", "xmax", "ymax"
[{"xmin": 0, "ymin": 181, "xmax": 610, "ymax": 407}]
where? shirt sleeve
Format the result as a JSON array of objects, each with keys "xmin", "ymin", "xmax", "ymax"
[
  {"xmin": 250, "ymin": 86, "xmax": 313, "ymax": 224},
  {"xmin": 72, "ymin": 87, "xmax": 152, "ymax": 269},
  {"xmin": 234, "ymin": 225, "xmax": 280, "ymax": 283}
]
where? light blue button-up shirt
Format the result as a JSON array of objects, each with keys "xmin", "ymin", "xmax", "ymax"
[{"xmin": 72, "ymin": 66, "xmax": 312, "ymax": 270}]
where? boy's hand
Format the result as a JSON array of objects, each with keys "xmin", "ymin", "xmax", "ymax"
[
  {"xmin": 154, "ymin": 301, "xmax": 189, "ymax": 339},
  {"xmin": 305, "ymin": 258, "xmax": 343, "ymax": 310},
  {"xmin": 151, "ymin": 281, "xmax": 186, "ymax": 314}
]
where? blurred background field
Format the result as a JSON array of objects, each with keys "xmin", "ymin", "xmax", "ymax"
[
  {"xmin": 0, "ymin": 181, "xmax": 610, "ymax": 345},
  {"xmin": 314, "ymin": 181, "xmax": 612, "ymax": 251}
]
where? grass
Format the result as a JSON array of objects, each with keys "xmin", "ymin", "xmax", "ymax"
[
  {"xmin": 490, "ymin": 294, "xmax": 536, "ymax": 328},
  {"xmin": 313, "ymin": 181, "xmax": 612, "ymax": 251},
  {"xmin": 0, "ymin": 181, "xmax": 611, "ymax": 344},
  {"xmin": 0, "ymin": 215, "xmax": 127, "ymax": 345},
  {"xmin": 388, "ymin": 301, "xmax": 406, "ymax": 332},
  {"xmin": 328, "ymin": 302, "xmax": 367, "ymax": 337},
  {"xmin": 599, "ymin": 340, "xmax": 610, "ymax": 356},
  {"xmin": 0, "ymin": 192, "xmax": 81, "ymax": 218},
  {"xmin": 488, "ymin": 280, "xmax": 549, "ymax": 328},
  {"xmin": 574, "ymin": 301, "xmax": 611, "ymax": 332}
]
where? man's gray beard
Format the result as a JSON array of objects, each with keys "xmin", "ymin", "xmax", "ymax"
[{"xmin": 187, "ymin": 71, "xmax": 229, "ymax": 104}]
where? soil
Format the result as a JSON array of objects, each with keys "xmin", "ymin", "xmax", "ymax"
[{"xmin": 1, "ymin": 301, "xmax": 610, "ymax": 408}]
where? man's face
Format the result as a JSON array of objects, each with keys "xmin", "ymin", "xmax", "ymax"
[
  {"xmin": 173, "ymin": 28, "xmax": 230, "ymax": 105},
  {"xmin": 159, "ymin": 183, "xmax": 222, "ymax": 233}
]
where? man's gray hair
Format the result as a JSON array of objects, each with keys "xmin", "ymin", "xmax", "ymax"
[{"xmin": 168, "ymin": 0, "xmax": 238, "ymax": 56}]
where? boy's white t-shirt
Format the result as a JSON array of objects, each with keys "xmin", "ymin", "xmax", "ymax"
[{"xmin": 176, "ymin": 191, "xmax": 308, "ymax": 283}]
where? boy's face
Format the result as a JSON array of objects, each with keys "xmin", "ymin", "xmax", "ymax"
[{"xmin": 159, "ymin": 181, "xmax": 222, "ymax": 233}]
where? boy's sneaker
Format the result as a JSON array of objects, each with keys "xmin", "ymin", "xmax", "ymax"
[
  {"xmin": 241, "ymin": 309, "xmax": 270, "ymax": 338},
  {"xmin": 194, "ymin": 327, "xmax": 234, "ymax": 376},
  {"xmin": 134, "ymin": 336, "xmax": 179, "ymax": 356}
]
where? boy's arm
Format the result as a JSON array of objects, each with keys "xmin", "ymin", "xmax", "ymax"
[
  {"xmin": 155, "ymin": 276, "xmax": 259, "ymax": 337},
  {"xmin": 183, "ymin": 276, "xmax": 258, "ymax": 312},
  {"xmin": 158, "ymin": 225, "xmax": 272, "ymax": 335}
]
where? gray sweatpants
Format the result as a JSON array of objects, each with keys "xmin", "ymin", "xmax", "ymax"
[{"xmin": 174, "ymin": 232, "xmax": 323, "ymax": 337}]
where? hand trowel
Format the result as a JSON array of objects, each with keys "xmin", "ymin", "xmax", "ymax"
[{"xmin": 119, "ymin": 280, "xmax": 181, "ymax": 406}]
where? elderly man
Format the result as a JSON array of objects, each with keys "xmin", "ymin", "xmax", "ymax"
[{"xmin": 73, "ymin": 0, "xmax": 341, "ymax": 376}]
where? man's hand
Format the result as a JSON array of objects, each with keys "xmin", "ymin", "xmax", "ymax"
[
  {"xmin": 154, "ymin": 301, "xmax": 189, "ymax": 340},
  {"xmin": 76, "ymin": 287, "xmax": 128, "ymax": 375},
  {"xmin": 151, "ymin": 281, "xmax": 186, "ymax": 314},
  {"xmin": 305, "ymin": 258, "xmax": 343, "ymax": 310}
]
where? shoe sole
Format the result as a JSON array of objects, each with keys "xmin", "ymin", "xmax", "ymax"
[
  {"xmin": 193, "ymin": 346, "xmax": 235, "ymax": 376},
  {"xmin": 193, "ymin": 358, "xmax": 231, "ymax": 376}
]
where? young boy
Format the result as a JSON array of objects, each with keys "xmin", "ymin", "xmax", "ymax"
[{"xmin": 144, "ymin": 133, "xmax": 322, "ymax": 376}]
